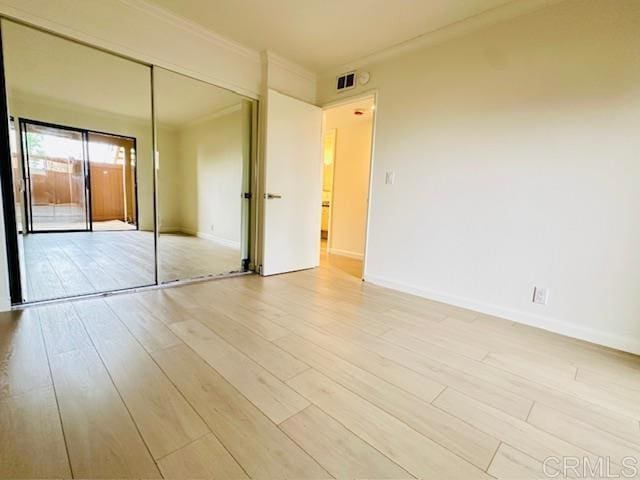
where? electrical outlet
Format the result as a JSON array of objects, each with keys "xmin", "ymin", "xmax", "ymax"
[{"xmin": 532, "ymin": 287, "xmax": 549, "ymax": 305}]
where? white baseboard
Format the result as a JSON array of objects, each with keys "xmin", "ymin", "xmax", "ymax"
[
  {"xmin": 197, "ymin": 232, "xmax": 241, "ymax": 250},
  {"xmin": 179, "ymin": 228, "xmax": 241, "ymax": 250},
  {"xmin": 160, "ymin": 226, "xmax": 182, "ymax": 233},
  {"xmin": 365, "ymin": 273, "xmax": 640, "ymax": 356},
  {"xmin": 328, "ymin": 248, "xmax": 364, "ymax": 260},
  {"xmin": 161, "ymin": 227, "xmax": 240, "ymax": 249}
]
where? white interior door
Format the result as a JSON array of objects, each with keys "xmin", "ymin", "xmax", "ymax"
[{"xmin": 261, "ymin": 89, "xmax": 322, "ymax": 276}]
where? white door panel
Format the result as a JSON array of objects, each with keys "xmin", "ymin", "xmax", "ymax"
[{"xmin": 262, "ymin": 89, "xmax": 322, "ymax": 276}]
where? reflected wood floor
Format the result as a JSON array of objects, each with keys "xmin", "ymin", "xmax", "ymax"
[
  {"xmin": 2, "ymin": 258, "xmax": 640, "ymax": 478},
  {"xmin": 22, "ymin": 231, "xmax": 241, "ymax": 301}
]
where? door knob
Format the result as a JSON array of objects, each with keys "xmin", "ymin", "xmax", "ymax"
[{"xmin": 265, "ymin": 193, "xmax": 283, "ymax": 199}]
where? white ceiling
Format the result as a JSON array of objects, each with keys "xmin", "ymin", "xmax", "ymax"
[
  {"xmin": 148, "ymin": 0, "xmax": 514, "ymax": 72},
  {"xmin": 154, "ymin": 68, "xmax": 245, "ymax": 126},
  {"xmin": 3, "ymin": 21, "xmax": 244, "ymax": 126}
]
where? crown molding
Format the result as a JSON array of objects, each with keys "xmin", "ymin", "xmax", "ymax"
[
  {"xmin": 322, "ymin": 0, "xmax": 565, "ymax": 77},
  {"xmin": 181, "ymin": 102, "xmax": 243, "ymax": 129},
  {"xmin": 121, "ymin": 0, "xmax": 261, "ymax": 64},
  {"xmin": 263, "ymin": 50, "xmax": 317, "ymax": 83},
  {"xmin": 10, "ymin": 89, "xmax": 152, "ymax": 128}
]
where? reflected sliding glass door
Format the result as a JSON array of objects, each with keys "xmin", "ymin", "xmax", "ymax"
[
  {"xmin": 21, "ymin": 120, "xmax": 90, "ymax": 232},
  {"xmin": 87, "ymin": 132, "xmax": 138, "ymax": 231}
]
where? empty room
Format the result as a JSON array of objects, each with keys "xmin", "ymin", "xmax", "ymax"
[{"xmin": 0, "ymin": 1, "xmax": 639, "ymax": 479}]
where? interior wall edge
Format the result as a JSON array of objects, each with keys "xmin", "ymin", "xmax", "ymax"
[{"xmin": 365, "ymin": 273, "xmax": 640, "ymax": 356}]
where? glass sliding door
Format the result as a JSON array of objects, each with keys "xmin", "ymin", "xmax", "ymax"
[
  {"xmin": 22, "ymin": 121, "xmax": 89, "ymax": 232},
  {"xmin": 154, "ymin": 67, "xmax": 254, "ymax": 283},
  {"xmin": 87, "ymin": 132, "xmax": 138, "ymax": 231},
  {"xmin": 1, "ymin": 19, "xmax": 155, "ymax": 302}
]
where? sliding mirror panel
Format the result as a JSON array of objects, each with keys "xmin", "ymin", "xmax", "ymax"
[
  {"xmin": 2, "ymin": 20, "xmax": 155, "ymax": 302},
  {"xmin": 154, "ymin": 67, "xmax": 253, "ymax": 283}
]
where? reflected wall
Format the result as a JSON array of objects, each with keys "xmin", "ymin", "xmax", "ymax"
[{"xmin": 154, "ymin": 67, "xmax": 253, "ymax": 282}]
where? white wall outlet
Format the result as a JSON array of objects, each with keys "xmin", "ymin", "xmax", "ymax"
[
  {"xmin": 385, "ymin": 171, "xmax": 395, "ymax": 185},
  {"xmin": 532, "ymin": 287, "xmax": 549, "ymax": 305}
]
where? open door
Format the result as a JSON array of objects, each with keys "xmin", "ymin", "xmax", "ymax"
[{"xmin": 261, "ymin": 89, "xmax": 322, "ymax": 275}]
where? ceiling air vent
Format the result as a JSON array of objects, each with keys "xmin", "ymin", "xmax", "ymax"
[{"xmin": 336, "ymin": 71, "xmax": 356, "ymax": 92}]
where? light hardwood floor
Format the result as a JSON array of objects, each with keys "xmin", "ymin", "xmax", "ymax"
[
  {"xmin": 2, "ymin": 255, "xmax": 640, "ymax": 478},
  {"xmin": 22, "ymin": 231, "xmax": 242, "ymax": 301}
]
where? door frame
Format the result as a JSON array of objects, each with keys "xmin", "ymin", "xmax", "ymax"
[
  {"xmin": 0, "ymin": 31, "xmax": 22, "ymax": 303},
  {"xmin": 320, "ymin": 89, "xmax": 378, "ymax": 281},
  {"xmin": 19, "ymin": 118, "xmax": 91, "ymax": 233}
]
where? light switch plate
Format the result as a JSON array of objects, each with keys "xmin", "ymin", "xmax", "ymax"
[{"xmin": 385, "ymin": 171, "xmax": 395, "ymax": 185}]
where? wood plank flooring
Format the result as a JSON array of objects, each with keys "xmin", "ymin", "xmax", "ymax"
[
  {"xmin": 22, "ymin": 231, "xmax": 241, "ymax": 302},
  {"xmin": 2, "ymin": 254, "xmax": 640, "ymax": 478}
]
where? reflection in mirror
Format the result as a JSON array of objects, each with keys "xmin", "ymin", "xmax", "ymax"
[
  {"xmin": 2, "ymin": 20, "xmax": 155, "ymax": 301},
  {"xmin": 154, "ymin": 68, "xmax": 252, "ymax": 282}
]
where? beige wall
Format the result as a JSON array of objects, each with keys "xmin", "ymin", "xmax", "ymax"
[
  {"xmin": 157, "ymin": 126, "xmax": 181, "ymax": 231},
  {"xmin": 178, "ymin": 106, "xmax": 244, "ymax": 246},
  {"xmin": 324, "ymin": 106, "xmax": 372, "ymax": 259},
  {"xmin": 158, "ymin": 102, "xmax": 251, "ymax": 248},
  {"xmin": 318, "ymin": 0, "xmax": 640, "ymax": 353}
]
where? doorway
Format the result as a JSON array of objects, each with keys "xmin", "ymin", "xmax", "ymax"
[{"xmin": 320, "ymin": 95, "xmax": 375, "ymax": 279}]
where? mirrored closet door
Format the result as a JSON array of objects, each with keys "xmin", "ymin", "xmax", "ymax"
[
  {"xmin": 1, "ymin": 19, "xmax": 156, "ymax": 302},
  {"xmin": 153, "ymin": 67, "xmax": 253, "ymax": 283}
]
